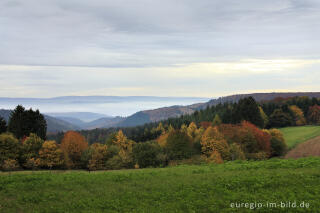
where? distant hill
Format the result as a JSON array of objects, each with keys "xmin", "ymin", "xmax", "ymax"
[
  {"xmin": 202, "ymin": 92, "xmax": 320, "ymax": 108},
  {"xmin": 113, "ymin": 92, "xmax": 320, "ymax": 127},
  {"xmin": 0, "ymin": 109, "xmax": 80, "ymax": 133},
  {"xmin": 46, "ymin": 112, "xmax": 109, "ymax": 122},
  {"xmin": 2, "ymin": 92, "xmax": 320, "ymax": 131}
]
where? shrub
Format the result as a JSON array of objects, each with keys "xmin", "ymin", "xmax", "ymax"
[
  {"xmin": 25, "ymin": 158, "xmax": 40, "ymax": 170},
  {"xmin": 105, "ymin": 155, "xmax": 123, "ymax": 170},
  {"xmin": 229, "ymin": 143, "xmax": 246, "ymax": 160},
  {"xmin": 265, "ymin": 129, "xmax": 288, "ymax": 157},
  {"xmin": 246, "ymin": 152, "xmax": 268, "ymax": 160},
  {"xmin": 207, "ymin": 150, "xmax": 223, "ymax": 164},
  {"xmin": 1, "ymin": 159, "xmax": 19, "ymax": 171}
]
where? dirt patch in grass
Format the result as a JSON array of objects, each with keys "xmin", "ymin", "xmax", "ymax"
[{"xmin": 285, "ymin": 136, "xmax": 320, "ymax": 159}]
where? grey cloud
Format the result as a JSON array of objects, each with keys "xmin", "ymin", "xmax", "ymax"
[{"xmin": 0, "ymin": 0, "xmax": 319, "ymax": 68}]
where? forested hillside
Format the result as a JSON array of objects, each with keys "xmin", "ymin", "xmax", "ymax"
[{"xmin": 57, "ymin": 95, "xmax": 320, "ymax": 145}]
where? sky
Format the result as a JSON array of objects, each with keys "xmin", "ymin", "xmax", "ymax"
[{"xmin": 0, "ymin": 0, "xmax": 320, "ymax": 98}]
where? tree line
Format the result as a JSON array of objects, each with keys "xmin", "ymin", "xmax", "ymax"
[{"xmin": 1, "ymin": 96, "xmax": 320, "ymax": 171}]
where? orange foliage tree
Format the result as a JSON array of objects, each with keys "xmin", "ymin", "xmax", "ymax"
[{"xmin": 61, "ymin": 131, "xmax": 88, "ymax": 168}]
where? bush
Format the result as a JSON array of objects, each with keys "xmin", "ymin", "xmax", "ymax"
[
  {"xmin": 133, "ymin": 141, "xmax": 163, "ymax": 168},
  {"xmin": 1, "ymin": 159, "xmax": 19, "ymax": 171},
  {"xmin": 229, "ymin": 143, "xmax": 246, "ymax": 160},
  {"xmin": 25, "ymin": 158, "xmax": 40, "ymax": 170},
  {"xmin": 207, "ymin": 151, "xmax": 223, "ymax": 164},
  {"xmin": 246, "ymin": 152, "xmax": 268, "ymax": 160},
  {"xmin": 266, "ymin": 129, "xmax": 288, "ymax": 157},
  {"xmin": 105, "ymin": 155, "xmax": 124, "ymax": 170}
]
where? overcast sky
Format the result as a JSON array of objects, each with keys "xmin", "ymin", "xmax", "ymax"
[{"xmin": 0, "ymin": 0, "xmax": 320, "ymax": 98}]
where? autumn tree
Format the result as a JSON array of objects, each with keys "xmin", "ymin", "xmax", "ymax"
[
  {"xmin": 308, "ymin": 105, "xmax": 320, "ymax": 125},
  {"xmin": 114, "ymin": 130, "xmax": 135, "ymax": 168},
  {"xmin": 20, "ymin": 133, "xmax": 44, "ymax": 168},
  {"xmin": 289, "ymin": 105, "xmax": 306, "ymax": 126},
  {"xmin": 201, "ymin": 126, "xmax": 230, "ymax": 160},
  {"xmin": 212, "ymin": 114, "xmax": 222, "ymax": 126},
  {"xmin": 259, "ymin": 107, "xmax": 269, "ymax": 128},
  {"xmin": 0, "ymin": 133, "xmax": 20, "ymax": 168},
  {"xmin": 39, "ymin": 141, "xmax": 64, "ymax": 169},
  {"xmin": 0, "ymin": 117, "xmax": 7, "ymax": 134},
  {"xmin": 61, "ymin": 131, "xmax": 88, "ymax": 168},
  {"xmin": 241, "ymin": 121, "xmax": 271, "ymax": 156}
]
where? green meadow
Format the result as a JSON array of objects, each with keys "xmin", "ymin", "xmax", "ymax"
[
  {"xmin": 1, "ymin": 157, "xmax": 320, "ymax": 213},
  {"xmin": 279, "ymin": 125, "xmax": 320, "ymax": 149}
]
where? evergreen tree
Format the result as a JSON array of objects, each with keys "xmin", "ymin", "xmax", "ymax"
[
  {"xmin": 0, "ymin": 117, "xmax": 7, "ymax": 134},
  {"xmin": 8, "ymin": 105, "xmax": 47, "ymax": 140},
  {"xmin": 234, "ymin": 97, "xmax": 264, "ymax": 128}
]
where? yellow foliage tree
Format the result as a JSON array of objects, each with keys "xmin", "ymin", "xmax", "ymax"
[
  {"xmin": 201, "ymin": 126, "xmax": 230, "ymax": 160},
  {"xmin": 289, "ymin": 105, "xmax": 306, "ymax": 126},
  {"xmin": 114, "ymin": 130, "xmax": 135, "ymax": 167},
  {"xmin": 39, "ymin": 141, "xmax": 64, "ymax": 169},
  {"xmin": 187, "ymin": 122, "xmax": 197, "ymax": 139}
]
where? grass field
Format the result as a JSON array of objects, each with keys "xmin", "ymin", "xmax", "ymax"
[
  {"xmin": 1, "ymin": 158, "xmax": 320, "ymax": 213},
  {"xmin": 279, "ymin": 125, "xmax": 320, "ymax": 149}
]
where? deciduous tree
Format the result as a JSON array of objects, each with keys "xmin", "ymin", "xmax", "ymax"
[
  {"xmin": 308, "ymin": 105, "xmax": 320, "ymax": 125},
  {"xmin": 61, "ymin": 131, "xmax": 88, "ymax": 168},
  {"xmin": 39, "ymin": 140, "xmax": 64, "ymax": 169}
]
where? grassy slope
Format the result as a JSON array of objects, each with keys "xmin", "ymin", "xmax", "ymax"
[
  {"xmin": 1, "ymin": 158, "xmax": 320, "ymax": 213},
  {"xmin": 279, "ymin": 125, "xmax": 320, "ymax": 149}
]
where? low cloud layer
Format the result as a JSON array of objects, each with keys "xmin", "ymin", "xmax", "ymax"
[{"xmin": 0, "ymin": 0, "xmax": 319, "ymax": 98}]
